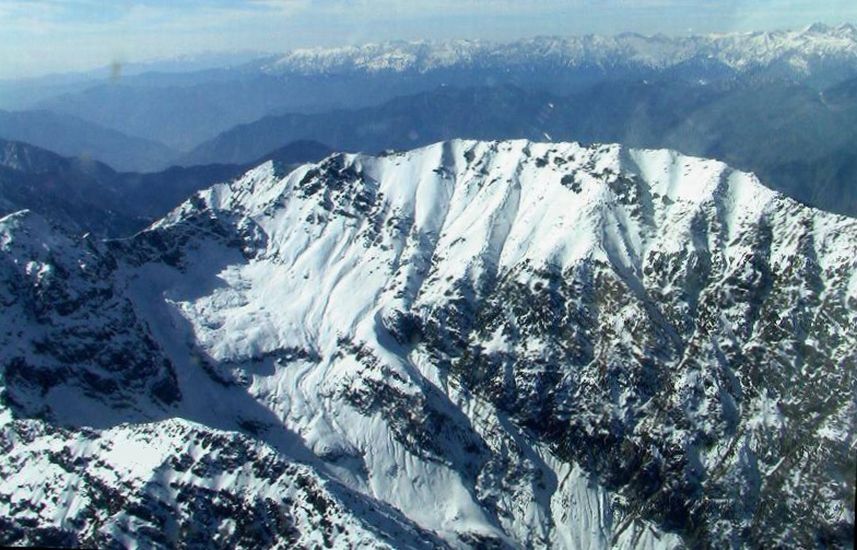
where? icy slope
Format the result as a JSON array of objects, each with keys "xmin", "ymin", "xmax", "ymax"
[{"xmin": 2, "ymin": 140, "xmax": 856, "ymax": 548}]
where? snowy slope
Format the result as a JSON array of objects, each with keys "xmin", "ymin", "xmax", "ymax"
[{"xmin": 2, "ymin": 140, "xmax": 856, "ymax": 548}]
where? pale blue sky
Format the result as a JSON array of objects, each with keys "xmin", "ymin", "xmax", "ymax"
[{"xmin": 2, "ymin": 0, "xmax": 856, "ymax": 79}]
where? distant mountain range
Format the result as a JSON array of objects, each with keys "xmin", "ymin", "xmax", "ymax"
[
  {"xmin": 0, "ymin": 109, "xmax": 177, "ymax": 172},
  {"xmin": 261, "ymin": 24, "xmax": 857, "ymax": 80},
  {"xmin": 33, "ymin": 76, "xmax": 313, "ymax": 152},
  {"xmin": 0, "ymin": 139, "xmax": 331, "ymax": 236},
  {"xmin": 1, "ymin": 25, "xmax": 853, "ymax": 156},
  {"xmin": 182, "ymin": 77, "xmax": 857, "ymax": 217},
  {"xmin": 1, "ymin": 27, "xmax": 856, "ymax": 220}
]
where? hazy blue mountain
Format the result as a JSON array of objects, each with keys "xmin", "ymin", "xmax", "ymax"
[
  {"xmin": 0, "ymin": 139, "xmax": 128, "ymax": 232},
  {"xmin": 0, "ymin": 74, "xmax": 98, "ymax": 112},
  {"xmin": 28, "ymin": 26, "xmax": 857, "ymax": 154},
  {"xmin": 245, "ymin": 139, "xmax": 332, "ymax": 166},
  {"xmin": 0, "ymin": 139, "xmax": 331, "ymax": 236},
  {"xmin": 34, "ymin": 69, "xmax": 533, "ymax": 150},
  {"xmin": 0, "ymin": 137, "xmax": 112, "ymax": 177},
  {"xmin": 183, "ymin": 79, "xmax": 857, "ymax": 216},
  {"xmin": 566, "ymin": 79, "xmax": 857, "ymax": 215},
  {"xmin": 179, "ymin": 85, "xmax": 560, "ymax": 165},
  {"xmin": 822, "ymin": 73, "xmax": 857, "ymax": 105},
  {"xmin": 0, "ymin": 109, "xmax": 177, "ymax": 172},
  {"xmin": 0, "ymin": 51, "xmax": 273, "ymax": 110},
  {"xmin": 35, "ymin": 77, "xmax": 312, "ymax": 151}
]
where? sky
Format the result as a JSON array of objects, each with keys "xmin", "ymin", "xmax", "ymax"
[{"xmin": 2, "ymin": 0, "xmax": 857, "ymax": 79}]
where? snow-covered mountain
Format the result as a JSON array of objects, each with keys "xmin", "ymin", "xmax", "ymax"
[
  {"xmin": 26, "ymin": 24, "xmax": 857, "ymax": 156},
  {"xmin": 264, "ymin": 24, "xmax": 857, "ymax": 80},
  {"xmin": 1, "ymin": 140, "xmax": 855, "ymax": 547}
]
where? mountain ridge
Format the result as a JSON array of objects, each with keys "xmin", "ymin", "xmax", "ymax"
[
  {"xmin": 26, "ymin": 24, "xmax": 857, "ymax": 155},
  {"xmin": 0, "ymin": 138, "xmax": 332, "ymax": 236},
  {"xmin": 0, "ymin": 109, "xmax": 177, "ymax": 172},
  {"xmin": 1, "ymin": 139, "xmax": 854, "ymax": 547},
  {"xmin": 181, "ymin": 80, "xmax": 857, "ymax": 217}
]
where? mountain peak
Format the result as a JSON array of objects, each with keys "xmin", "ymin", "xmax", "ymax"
[
  {"xmin": 174, "ymin": 138, "xmax": 774, "ymax": 254},
  {"xmin": 803, "ymin": 22, "xmax": 832, "ymax": 34},
  {"xmin": 4, "ymin": 140, "xmax": 856, "ymax": 547}
]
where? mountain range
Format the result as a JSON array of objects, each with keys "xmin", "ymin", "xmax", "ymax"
[
  {"xmin": 0, "ymin": 24, "xmax": 853, "ymax": 157},
  {"xmin": 1, "ymin": 140, "xmax": 854, "ymax": 547},
  {"xmin": 261, "ymin": 24, "xmax": 857, "ymax": 81},
  {"xmin": 1, "ymin": 24, "xmax": 855, "ymax": 549},
  {"xmin": 182, "ymin": 77, "xmax": 857, "ymax": 217},
  {"xmin": 0, "ymin": 110, "xmax": 177, "ymax": 172},
  {"xmin": 0, "ymin": 138, "xmax": 331, "ymax": 236}
]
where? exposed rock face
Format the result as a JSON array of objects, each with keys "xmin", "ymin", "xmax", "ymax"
[
  {"xmin": 1, "ymin": 140, "xmax": 855, "ymax": 548},
  {"xmin": 0, "ymin": 211, "xmax": 180, "ymax": 423}
]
